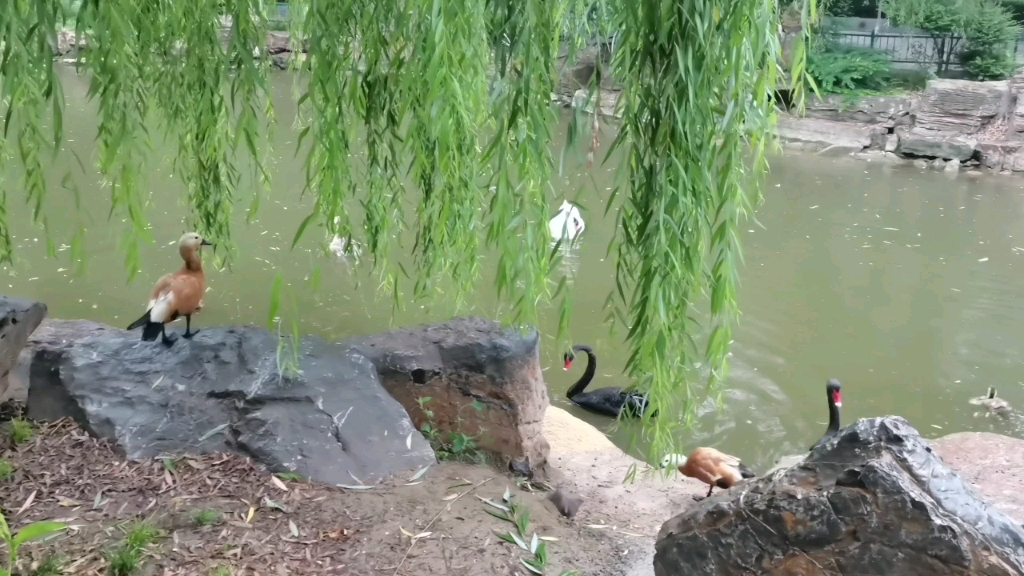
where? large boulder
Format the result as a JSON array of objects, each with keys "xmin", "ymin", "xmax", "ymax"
[
  {"xmin": 803, "ymin": 94, "xmax": 913, "ymax": 127},
  {"xmin": 896, "ymin": 127, "xmax": 977, "ymax": 161},
  {"xmin": 0, "ymin": 296, "xmax": 47, "ymax": 402},
  {"xmin": 25, "ymin": 319, "xmax": 435, "ymax": 485},
  {"xmin": 654, "ymin": 417, "xmax": 1024, "ymax": 576},
  {"xmin": 345, "ymin": 317, "xmax": 550, "ymax": 476},
  {"xmin": 914, "ymin": 79, "xmax": 1013, "ymax": 134}
]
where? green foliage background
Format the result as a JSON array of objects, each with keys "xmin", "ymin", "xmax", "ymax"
[{"xmin": 0, "ymin": 0, "xmax": 817, "ymax": 467}]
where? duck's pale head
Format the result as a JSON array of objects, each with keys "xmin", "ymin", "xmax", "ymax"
[
  {"xmin": 559, "ymin": 200, "xmax": 573, "ymax": 212},
  {"xmin": 660, "ymin": 453, "xmax": 687, "ymax": 469},
  {"xmin": 179, "ymin": 232, "xmax": 212, "ymax": 251}
]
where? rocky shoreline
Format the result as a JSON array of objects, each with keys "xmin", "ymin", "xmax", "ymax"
[{"xmin": 777, "ymin": 76, "xmax": 1024, "ymax": 175}]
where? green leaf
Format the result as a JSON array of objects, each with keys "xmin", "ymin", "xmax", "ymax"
[{"xmin": 12, "ymin": 521, "xmax": 67, "ymax": 548}]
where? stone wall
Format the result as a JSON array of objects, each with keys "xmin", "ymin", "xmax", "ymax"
[{"xmin": 778, "ymin": 76, "xmax": 1024, "ymax": 174}]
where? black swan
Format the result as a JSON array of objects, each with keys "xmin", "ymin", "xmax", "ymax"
[
  {"xmin": 810, "ymin": 378, "xmax": 842, "ymax": 451},
  {"xmin": 563, "ymin": 344, "xmax": 652, "ymax": 418}
]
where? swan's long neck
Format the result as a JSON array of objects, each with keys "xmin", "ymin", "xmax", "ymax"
[
  {"xmin": 827, "ymin": 393, "xmax": 841, "ymax": 434},
  {"xmin": 566, "ymin": 346, "xmax": 596, "ymax": 399}
]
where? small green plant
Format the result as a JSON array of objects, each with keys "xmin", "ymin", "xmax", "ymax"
[
  {"xmin": 416, "ymin": 397, "xmax": 487, "ymax": 463},
  {"xmin": 960, "ymin": 0, "xmax": 1021, "ymax": 80},
  {"xmin": 8, "ymin": 419, "xmax": 34, "ymax": 445},
  {"xmin": 28, "ymin": 555, "xmax": 62, "ymax": 576},
  {"xmin": 0, "ymin": 509, "xmax": 67, "ymax": 576},
  {"xmin": 481, "ymin": 489, "xmax": 577, "ymax": 575},
  {"xmin": 106, "ymin": 523, "xmax": 159, "ymax": 576},
  {"xmin": 807, "ymin": 44, "xmax": 892, "ymax": 95},
  {"xmin": 208, "ymin": 564, "xmax": 232, "ymax": 576},
  {"xmin": 274, "ymin": 472, "xmax": 304, "ymax": 482},
  {"xmin": 0, "ymin": 459, "xmax": 13, "ymax": 482},
  {"xmin": 191, "ymin": 509, "xmax": 221, "ymax": 527}
]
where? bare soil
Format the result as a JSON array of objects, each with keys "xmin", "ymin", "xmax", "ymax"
[{"xmin": 0, "ymin": 419, "xmax": 652, "ymax": 576}]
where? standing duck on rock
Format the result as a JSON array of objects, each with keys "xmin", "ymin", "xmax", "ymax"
[{"xmin": 127, "ymin": 232, "xmax": 212, "ymax": 347}]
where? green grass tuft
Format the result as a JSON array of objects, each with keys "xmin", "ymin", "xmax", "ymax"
[
  {"xmin": 29, "ymin": 555, "xmax": 64, "ymax": 576},
  {"xmin": 9, "ymin": 417, "xmax": 34, "ymax": 444},
  {"xmin": 208, "ymin": 565, "xmax": 233, "ymax": 576},
  {"xmin": 191, "ymin": 509, "xmax": 222, "ymax": 527},
  {"xmin": 0, "ymin": 457, "xmax": 13, "ymax": 481},
  {"xmin": 107, "ymin": 522, "xmax": 160, "ymax": 576}
]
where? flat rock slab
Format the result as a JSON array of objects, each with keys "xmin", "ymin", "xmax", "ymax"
[
  {"xmin": 932, "ymin": 432, "xmax": 1024, "ymax": 524},
  {"xmin": 803, "ymin": 94, "xmax": 913, "ymax": 126},
  {"xmin": 775, "ymin": 115, "xmax": 878, "ymax": 150},
  {"xmin": 655, "ymin": 416, "xmax": 1024, "ymax": 576},
  {"xmin": 25, "ymin": 319, "xmax": 435, "ymax": 485}
]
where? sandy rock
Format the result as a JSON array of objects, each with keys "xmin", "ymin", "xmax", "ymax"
[
  {"xmin": 0, "ymin": 295, "xmax": 47, "ymax": 402},
  {"xmin": 346, "ymin": 317, "xmax": 550, "ymax": 476},
  {"xmin": 932, "ymin": 432, "xmax": 1024, "ymax": 523},
  {"xmin": 654, "ymin": 416, "xmax": 1024, "ymax": 576}
]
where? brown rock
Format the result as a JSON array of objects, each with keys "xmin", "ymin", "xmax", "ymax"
[
  {"xmin": 932, "ymin": 432, "xmax": 1024, "ymax": 523},
  {"xmin": 654, "ymin": 417, "xmax": 1024, "ymax": 576},
  {"xmin": 347, "ymin": 317, "xmax": 551, "ymax": 475},
  {"xmin": 0, "ymin": 296, "xmax": 47, "ymax": 402}
]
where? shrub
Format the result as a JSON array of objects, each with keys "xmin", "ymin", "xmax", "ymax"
[
  {"xmin": 808, "ymin": 44, "xmax": 893, "ymax": 93},
  {"xmin": 959, "ymin": 1, "xmax": 1021, "ymax": 80}
]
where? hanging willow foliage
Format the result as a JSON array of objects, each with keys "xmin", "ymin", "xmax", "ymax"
[{"xmin": 0, "ymin": 0, "xmax": 816, "ymax": 467}]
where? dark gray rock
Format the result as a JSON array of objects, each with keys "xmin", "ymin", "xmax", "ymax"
[
  {"xmin": 0, "ymin": 296, "xmax": 47, "ymax": 402},
  {"xmin": 26, "ymin": 319, "xmax": 435, "ymax": 485},
  {"xmin": 654, "ymin": 417, "xmax": 1024, "ymax": 576},
  {"xmin": 345, "ymin": 317, "xmax": 551, "ymax": 475},
  {"xmin": 896, "ymin": 127, "xmax": 977, "ymax": 161}
]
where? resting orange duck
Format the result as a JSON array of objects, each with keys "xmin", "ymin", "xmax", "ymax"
[
  {"xmin": 660, "ymin": 447, "xmax": 756, "ymax": 497},
  {"xmin": 127, "ymin": 232, "xmax": 212, "ymax": 347}
]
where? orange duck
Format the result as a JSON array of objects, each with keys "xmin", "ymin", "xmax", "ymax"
[
  {"xmin": 660, "ymin": 447, "xmax": 756, "ymax": 497},
  {"xmin": 127, "ymin": 232, "xmax": 212, "ymax": 346}
]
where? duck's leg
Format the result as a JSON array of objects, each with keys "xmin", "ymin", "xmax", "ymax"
[
  {"xmin": 706, "ymin": 485, "xmax": 714, "ymax": 498},
  {"xmin": 161, "ymin": 324, "xmax": 178, "ymax": 347},
  {"xmin": 182, "ymin": 315, "xmax": 200, "ymax": 339}
]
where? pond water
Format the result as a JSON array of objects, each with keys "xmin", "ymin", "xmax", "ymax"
[{"xmin": 4, "ymin": 68, "xmax": 1024, "ymax": 471}]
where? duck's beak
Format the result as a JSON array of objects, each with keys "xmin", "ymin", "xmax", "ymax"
[{"xmin": 201, "ymin": 239, "xmax": 213, "ymax": 246}]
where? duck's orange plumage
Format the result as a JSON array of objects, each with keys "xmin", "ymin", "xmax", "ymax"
[
  {"xmin": 676, "ymin": 447, "xmax": 756, "ymax": 497},
  {"xmin": 126, "ymin": 232, "xmax": 212, "ymax": 346}
]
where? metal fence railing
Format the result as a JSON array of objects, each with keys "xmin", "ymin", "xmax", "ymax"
[
  {"xmin": 831, "ymin": 31, "xmax": 964, "ymax": 71},
  {"xmin": 831, "ymin": 30, "xmax": 1023, "ymax": 71}
]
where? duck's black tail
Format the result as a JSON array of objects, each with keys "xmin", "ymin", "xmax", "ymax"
[
  {"xmin": 127, "ymin": 310, "xmax": 162, "ymax": 342},
  {"xmin": 737, "ymin": 462, "xmax": 756, "ymax": 479}
]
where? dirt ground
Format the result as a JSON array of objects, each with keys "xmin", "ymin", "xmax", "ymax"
[{"xmin": 0, "ymin": 417, "xmax": 681, "ymax": 576}]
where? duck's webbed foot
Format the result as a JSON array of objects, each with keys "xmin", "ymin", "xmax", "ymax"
[
  {"xmin": 161, "ymin": 326, "xmax": 179, "ymax": 347},
  {"xmin": 182, "ymin": 315, "xmax": 199, "ymax": 339}
]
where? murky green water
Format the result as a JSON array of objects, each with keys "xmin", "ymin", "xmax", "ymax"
[{"xmin": 4, "ymin": 68, "xmax": 1023, "ymax": 471}]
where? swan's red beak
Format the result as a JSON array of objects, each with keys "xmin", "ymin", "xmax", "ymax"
[
  {"xmin": 563, "ymin": 358, "xmax": 572, "ymax": 370},
  {"xmin": 832, "ymin": 390, "xmax": 842, "ymax": 408}
]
